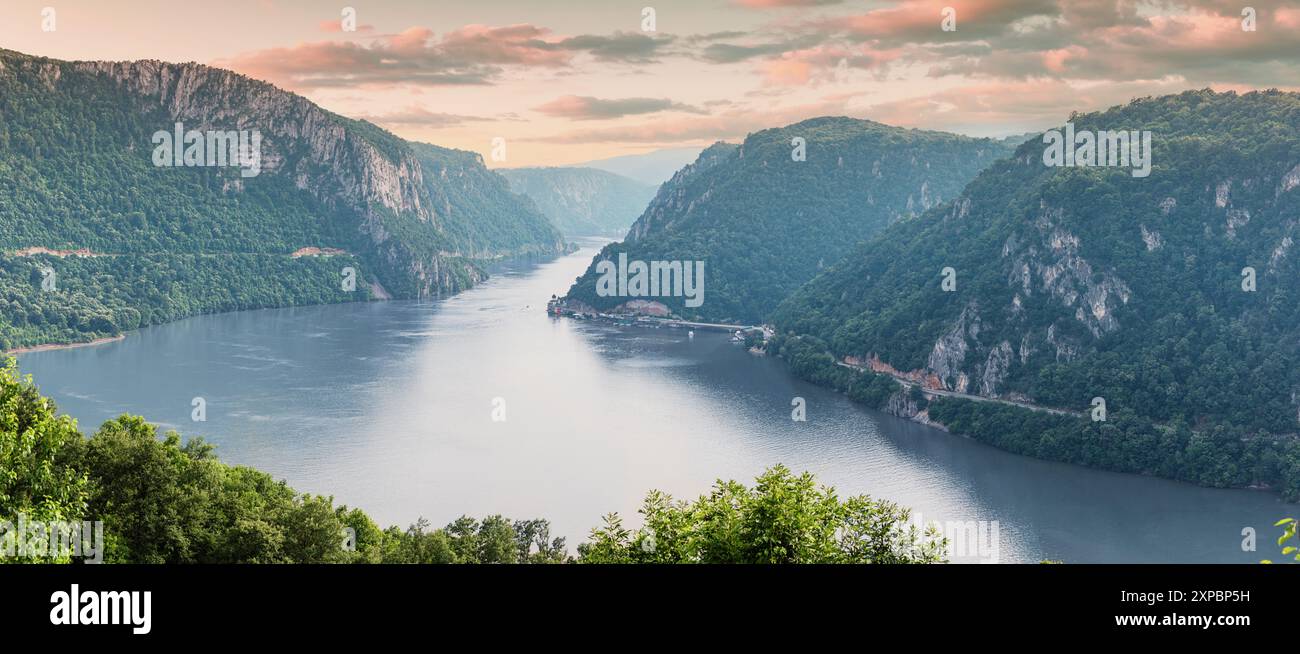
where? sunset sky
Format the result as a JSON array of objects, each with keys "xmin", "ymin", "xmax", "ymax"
[{"xmin": 2, "ymin": 0, "xmax": 1297, "ymax": 167}]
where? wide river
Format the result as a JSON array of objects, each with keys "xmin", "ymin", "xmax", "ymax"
[{"xmin": 15, "ymin": 243, "xmax": 1289, "ymax": 563}]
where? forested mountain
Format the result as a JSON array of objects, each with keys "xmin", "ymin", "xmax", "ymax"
[
  {"xmin": 498, "ymin": 167, "xmax": 656, "ymax": 236},
  {"xmin": 773, "ymin": 90, "xmax": 1300, "ymax": 497},
  {"xmin": 0, "ymin": 49, "xmax": 565, "ymax": 350},
  {"xmin": 561, "ymin": 117, "xmax": 1017, "ymax": 323}
]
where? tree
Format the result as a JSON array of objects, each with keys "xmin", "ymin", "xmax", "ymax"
[
  {"xmin": 0, "ymin": 357, "xmax": 89, "ymax": 562},
  {"xmin": 578, "ymin": 465, "xmax": 947, "ymax": 564}
]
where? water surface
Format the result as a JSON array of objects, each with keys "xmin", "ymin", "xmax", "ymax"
[{"xmin": 16, "ymin": 244, "xmax": 1288, "ymax": 563}]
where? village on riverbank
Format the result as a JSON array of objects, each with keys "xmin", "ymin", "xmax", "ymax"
[{"xmin": 545, "ymin": 295, "xmax": 773, "ymax": 346}]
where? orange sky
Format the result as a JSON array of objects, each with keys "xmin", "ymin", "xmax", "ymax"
[{"xmin": 2, "ymin": 0, "xmax": 1297, "ymax": 166}]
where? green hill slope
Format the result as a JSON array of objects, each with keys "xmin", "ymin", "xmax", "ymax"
[
  {"xmin": 561, "ymin": 117, "xmax": 1017, "ymax": 323},
  {"xmin": 773, "ymin": 90, "xmax": 1300, "ymax": 496},
  {"xmin": 0, "ymin": 49, "xmax": 564, "ymax": 350}
]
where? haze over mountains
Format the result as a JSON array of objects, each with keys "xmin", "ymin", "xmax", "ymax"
[
  {"xmin": 498, "ymin": 167, "xmax": 656, "ymax": 237},
  {"xmin": 569, "ymin": 148, "xmax": 703, "ymax": 187}
]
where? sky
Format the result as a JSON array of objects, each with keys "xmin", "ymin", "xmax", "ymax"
[{"xmin": 2, "ymin": 0, "xmax": 1298, "ymax": 167}]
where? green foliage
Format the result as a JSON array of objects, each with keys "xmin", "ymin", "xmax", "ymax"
[
  {"xmin": 2, "ymin": 358, "xmax": 946, "ymax": 564},
  {"xmin": 578, "ymin": 464, "xmax": 946, "ymax": 564},
  {"xmin": 564, "ymin": 118, "xmax": 1017, "ymax": 323},
  {"xmin": 0, "ymin": 253, "xmax": 371, "ymax": 351},
  {"xmin": 1263, "ymin": 517, "xmax": 1299, "ymax": 564},
  {"xmin": 768, "ymin": 333, "xmax": 900, "ymax": 410},
  {"xmin": 0, "ymin": 359, "xmax": 88, "ymax": 561},
  {"xmin": 773, "ymin": 90, "xmax": 1300, "ymax": 497},
  {"xmin": 0, "ymin": 48, "xmax": 564, "ymax": 350}
]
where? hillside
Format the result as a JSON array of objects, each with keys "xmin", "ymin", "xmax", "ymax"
[
  {"xmin": 772, "ymin": 90, "xmax": 1300, "ymax": 496},
  {"xmin": 498, "ymin": 167, "xmax": 656, "ymax": 237},
  {"xmin": 561, "ymin": 117, "xmax": 1017, "ymax": 323},
  {"xmin": 0, "ymin": 49, "xmax": 565, "ymax": 350}
]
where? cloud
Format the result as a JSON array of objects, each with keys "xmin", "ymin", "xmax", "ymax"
[
  {"xmin": 351, "ymin": 106, "xmax": 499, "ymax": 128},
  {"xmin": 694, "ymin": 0, "xmax": 1300, "ymax": 89},
  {"xmin": 527, "ymin": 98, "xmax": 856, "ymax": 144},
  {"xmin": 759, "ymin": 45, "xmax": 899, "ymax": 85},
  {"xmin": 857, "ymin": 77, "xmax": 1202, "ymax": 134},
  {"xmin": 534, "ymin": 96, "xmax": 706, "ymax": 120},
  {"xmin": 919, "ymin": 3, "xmax": 1300, "ymax": 86},
  {"xmin": 319, "ymin": 20, "xmax": 374, "ymax": 33},
  {"xmin": 222, "ymin": 24, "xmax": 674, "ymax": 91},
  {"xmin": 555, "ymin": 32, "xmax": 674, "ymax": 63},
  {"xmin": 697, "ymin": 35, "xmax": 827, "ymax": 64},
  {"xmin": 734, "ymin": 0, "xmax": 845, "ymax": 7}
]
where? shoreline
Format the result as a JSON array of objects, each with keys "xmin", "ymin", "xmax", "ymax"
[{"xmin": 4, "ymin": 334, "xmax": 126, "ymax": 356}]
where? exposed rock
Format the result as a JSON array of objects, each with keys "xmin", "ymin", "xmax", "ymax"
[
  {"xmin": 1279, "ymin": 163, "xmax": 1300, "ymax": 195},
  {"xmin": 1046, "ymin": 323, "xmax": 1080, "ymax": 362},
  {"xmin": 16, "ymin": 54, "xmax": 565, "ymax": 300},
  {"xmin": 1140, "ymin": 225, "xmax": 1163, "ymax": 251},
  {"xmin": 926, "ymin": 303, "xmax": 980, "ymax": 392},
  {"xmin": 978, "ymin": 341, "xmax": 1014, "ymax": 397},
  {"xmin": 1226, "ymin": 208, "xmax": 1251, "ymax": 238},
  {"xmin": 1215, "ymin": 180, "xmax": 1232, "ymax": 208},
  {"xmin": 1270, "ymin": 234, "xmax": 1294, "ymax": 272}
]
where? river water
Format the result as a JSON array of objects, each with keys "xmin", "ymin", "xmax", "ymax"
[{"xmin": 14, "ymin": 243, "xmax": 1289, "ymax": 562}]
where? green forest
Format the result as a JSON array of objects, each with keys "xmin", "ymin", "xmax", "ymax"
[
  {"xmin": 0, "ymin": 48, "xmax": 564, "ymax": 352},
  {"xmin": 0, "ymin": 358, "xmax": 944, "ymax": 564},
  {"xmin": 772, "ymin": 90, "xmax": 1300, "ymax": 498},
  {"xmin": 564, "ymin": 117, "xmax": 1018, "ymax": 324}
]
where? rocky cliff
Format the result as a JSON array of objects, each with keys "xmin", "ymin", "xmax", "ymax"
[{"xmin": 0, "ymin": 49, "xmax": 565, "ymax": 300}]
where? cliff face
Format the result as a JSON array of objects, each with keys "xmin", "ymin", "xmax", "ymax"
[
  {"xmin": 2, "ymin": 50, "xmax": 564, "ymax": 299},
  {"xmin": 774, "ymin": 90, "xmax": 1300, "ymax": 437}
]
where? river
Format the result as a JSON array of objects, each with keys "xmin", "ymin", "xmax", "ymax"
[{"xmin": 14, "ymin": 243, "xmax": 1289, "ymax": 563}]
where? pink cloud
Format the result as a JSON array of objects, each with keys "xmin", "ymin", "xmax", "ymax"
[
  {"xmin": 220, "ymin": 23, "xmax": 667, "ymax": 91},
  {"xmin": 734, "ymin": 0, "xmax": 844, "ymax": 7},
  {"xmin": 319, "ymin": 19, "xmax": 374, "ymax": 33}
]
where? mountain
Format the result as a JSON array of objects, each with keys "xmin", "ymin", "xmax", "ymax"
[
  {"xmin": 560, "ymin": 117, "xmax": 1017, "ymax": 323},
  {"xmin": 772, "ymin": 90, "xmax": 1300, "ymax": 497},
  {"xmin": 571, "ymin": 147, "xmax": 702, "ymax": 186},
  {"xmin": 0, "ymin": 49, "xmax": 565, "ymax": 350},
  {"xmin": 497, "ymin": 167, "xmax": 656, "ymax": 237}
]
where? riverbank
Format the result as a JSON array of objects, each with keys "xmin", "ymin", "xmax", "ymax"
[
  {"xmin": 768, "ymin": 332, "xmax": 1300, "ymax": 502},
  {"xmin": 4, "ymin": 334, "xmax": 126, "ymax": 356},
  {"xmin": 16, "ymin": 243, "xmax": 1289, "ymax": 562}
]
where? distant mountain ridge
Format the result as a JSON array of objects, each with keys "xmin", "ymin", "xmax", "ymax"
[
  {"xmin": 571, "ymin": 147, "xmax": 703, "ymax": 186},
  {"xmin": 498, "ymin": 167, "xmax": 656, "ymax": 237},
  {"xmin": 562, "ymin": 117, "xmax": 1018, "ymax": 323}
]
